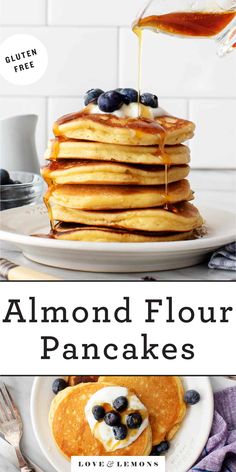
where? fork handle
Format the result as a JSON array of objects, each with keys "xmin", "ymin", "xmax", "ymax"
[{"xmin": 15, "ymin": 447, "xmax": 36, "ymax": 472}]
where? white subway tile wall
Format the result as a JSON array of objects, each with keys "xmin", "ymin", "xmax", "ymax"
[
  {"xmin": 48, "ymin": 0, "xmax": 145, "ymax": 26},
  {"xmin": 0, "ymin": 0, "xmax": 235, "ymax": 167},
  {"xmin": 189, "ymin": 99, "xmax": 236, "ymax": 168},
  {"xmin": 0, "ymin": 0, "xmax": 46, "ymax": 25}
]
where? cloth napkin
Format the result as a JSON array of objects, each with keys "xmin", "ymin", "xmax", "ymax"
[
  {"xmin": 189, "ymin": 387, "xmax": 236, "ymax": 472},
  {"xmin": 208, "ymin": 242, "xmax": 236, "ymax": 271}
]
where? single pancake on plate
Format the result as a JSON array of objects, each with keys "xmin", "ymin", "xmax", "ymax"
[
  {"xmin": 53, "ymin": 103, "xmax": 195, "ymax": 146},
  {"xmin": 49, "ymin": 382, "xmax": 152, "ymax": 458},
  {"xmin": 51, "ymin": 202, "xmax": 203, "ymax": 233},
  {"xmin": 45, "ymin": 179, "xmax": 193, "ymax": 211},
  {"xmin": 49, "ymin": 224, "xmax": 196, "ymax": 242},
  {"xmin": 99, "ymin": 376, "xmax": 186, "ymax": 446},
  {"xmin": 44, "ymin": 140, "xmax": 190, "ymax": 166},
  {"xmin": 41, "ymin": 160, "xmax": 190, "ymax": 186}
]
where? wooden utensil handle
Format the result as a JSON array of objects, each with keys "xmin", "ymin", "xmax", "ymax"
[
  {"xmin": 0, "ymin": 258, "xmax": 59, "ymax": 280},
  {"xmin": 8, "ymin": 266, "xmax": 59, "ymax": 280}
]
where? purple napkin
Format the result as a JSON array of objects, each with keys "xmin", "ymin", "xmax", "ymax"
[{"xmin": 189, "ymin": 387, "xmax": 236, "ymax": 472}]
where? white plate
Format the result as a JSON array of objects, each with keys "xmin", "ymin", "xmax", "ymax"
[
  {"xmin": 30, "ymin": 376, "xmax": 214, "ymax": 472},
  {"xmin": 0, "ymin": 204, "xmax": 235, "ymax": 272}
]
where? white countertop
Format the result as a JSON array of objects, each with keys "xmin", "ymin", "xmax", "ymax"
[
  {"xmin": 1, "ymin": 171, "xmax": 235, "ymax": 280},
  {"xmin": 0, "ymin": 376, "xmax": 235, "ymax": 472}
]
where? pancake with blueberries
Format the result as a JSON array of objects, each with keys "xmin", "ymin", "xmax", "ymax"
[
  {"xmin": 40, "ymin": 88, "xmax": 204, "ymax": 245},
  {"xmin": 53, "ymin": 89, "xmax": 195, "ymax": 146},
  {"xmin": 49, "ymin": 381, "xmax": 152, "ymax": 458},
  {"xmin": 49, "ymin": 224, "xmax": 196, "ymax": 242},
  {"xmin": 44, "ymin": 140, "xmax": 190, "ymax": 166},
  {"xmin": 41, "ymin": 160, "xmax": 190, "ymax": 186},
  {"xmin": 99, "ymin": 376, "xmax": 186, "ymax": 446},
  {"xmin": 45, "ymin": 180, "xmax": 193, "ymax": 211},
  {"xmin": 50, "ymin": 202, "xmax": 203, "ymax": 233}
]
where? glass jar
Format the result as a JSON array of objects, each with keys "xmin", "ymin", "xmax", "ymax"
[{"xmin": 0, "ymin": 171, "xmax": 44, "ymax": 211}]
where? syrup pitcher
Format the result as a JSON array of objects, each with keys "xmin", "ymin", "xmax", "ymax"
[
  {"xmin": 133, "ymin": 0, "xmax": 236, "ymax": 56},
  {"xmin": 0, "ymin": 114, "xmax": 39, "ymax": 173}
]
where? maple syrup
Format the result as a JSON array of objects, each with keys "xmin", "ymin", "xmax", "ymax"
[
  {"xmin": 44, "ymin": 187, "xmax": 55, "ymax": 230},
  {"xmin": 134, "ymin": 11, "xmax": 236, "ymax": 38},
  {"xmin": 133, "ymin": 10, "xmax": 236, "ymax": 208}
]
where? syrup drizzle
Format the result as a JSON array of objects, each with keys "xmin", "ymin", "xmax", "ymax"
[
  {"xmin": 133, "ymin": 23, "xmax": 169, "ymax": 208},
  {"xmin": 44, "ymin": 187, "xmax": 55, "ymax": 230},
  {"xmin": 133, "ymin": 9, "xmax": 236, "ymax": 211},
  {"xmin": 133, "ymin": 25, "xmax": 143, "ymax": 118}
]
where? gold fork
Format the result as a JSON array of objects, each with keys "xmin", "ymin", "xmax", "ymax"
[{"xmin": 0, "ymin": 382, "xmax": 36, "ymax": 472}]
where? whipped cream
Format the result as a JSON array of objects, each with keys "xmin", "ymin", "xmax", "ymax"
[
  {"xmin": 85, "ymin": 386, "xmax": 149, "ymax": 452},
  {"xmin": 88, "ymin": 102, "xmax": 168, "ymax": 119}
]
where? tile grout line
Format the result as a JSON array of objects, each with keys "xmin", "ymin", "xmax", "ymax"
[
  {"xmin": 186, "ymin": 99, "xmax": 190, "ymax": 120},
  {"xmin": 0, "ymin": 95, "xmax": 235, "ymax": 100},
  {"xmin": 117, "ymin": 27, "xmax": 120, "ymax": 87},
  {"xmin": 45, "ymin": 0, "xmax": 48, "ymax": 26},
  {"xmin": 45, "ymin": 97, "xmax": 49, "ymax": 154},
  {"xmin": 0, "ymin": 24, "xmax": 120, "ymax": 28}
]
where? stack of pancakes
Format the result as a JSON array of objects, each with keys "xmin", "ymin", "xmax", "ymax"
[
  {"xmin": 49, "ymin": 376, "xmax": 186, "ymax": 458},
  {"xmin": 42, "ymin": 104, "xmax": 203, "ymax": 242}
]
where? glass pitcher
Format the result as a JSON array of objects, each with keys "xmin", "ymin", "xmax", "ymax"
[{"xmin": 133, "ymin": 0, "xmax": 236, "ymax": 56}]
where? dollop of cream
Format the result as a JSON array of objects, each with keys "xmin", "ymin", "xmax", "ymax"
[
  {"xmin": 85, "ymin": 386, "xmax": 149, "ymax": 452},
  {"xmin": 88, "ymin": 102, "xmax": 168, "ymax": 119}
]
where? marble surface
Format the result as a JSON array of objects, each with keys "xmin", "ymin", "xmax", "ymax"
[
  {"xmin": 1, "ymin": 170, "xmax": 235, "ymax": 280},
  {"xmin": 0, "ymin": 376, "xmax": 236, "ymax": 472}
]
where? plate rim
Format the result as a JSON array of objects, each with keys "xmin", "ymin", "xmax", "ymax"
[
  {"xmin": 30, "ymin": 376, "xmax": 214, "ymax": 472},
  {"xmin": 1, "ymin": 203, "xmax": 235, "ymax": 254}
]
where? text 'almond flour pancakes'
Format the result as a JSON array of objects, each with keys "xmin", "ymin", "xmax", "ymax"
[{"xmin": 41, "ymin": 89, "xmax": 203, "ymax": 242}]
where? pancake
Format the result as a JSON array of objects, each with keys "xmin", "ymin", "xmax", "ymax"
[
  {"xmin": 99, "ymin": 377, "xmax": 186, "ymax": 446},
  {"xmin": 50, "ymin": 224, "xmax": 195, "ymax": 242},
  {"xmin": 42, "ymin": 160, "xmax": 190, "ymax": 186},
  {"xmin": 44, "ymin": 140, "xmax": 190, "ymax": 166},
  {"xmin": 66, "ymin": 376, "xmax": 99, "ymax": 386},
  {"xmin": 49, "ymin": 382, "xmax": 152, "ymax": 458},
  {"xmin": 51, "ymin": 202, "xmax": 203, "ymax": 233},
  {"xmin": 53, "ymin": 107, "xmax": 195, "ymax": 145},
  {"xmin": 46, "ymin": 180, "xmax": 193, "ymax": 211}
]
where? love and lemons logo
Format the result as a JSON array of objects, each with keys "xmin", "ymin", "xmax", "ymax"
[{"xmin": 71, "ymin": 457, "xmax": 165, "ymax": 472}]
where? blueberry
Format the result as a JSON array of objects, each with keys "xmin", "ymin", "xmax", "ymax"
[
  {"xmin": 126, "ymin": 412, "xmax": 142, "ymax": 429},
  {"xmin": 92, "ymin": 405, "xmax": 105, "ymax": 421},
  {"xmin": 150, "ymin": 441, "xmax": 170, "ymax": 456},
  {"xmin": 0, "ymin": 169, "xmax": 10, "ymax": 185},
  {"xmin": 140, "ymin": 93, "xmax": 158, "ymax": 108},
  {"xmin": 52, "ymin": 378, "xmax": 68, "ymax": 395},
  {"xmin": 98, "ymin": 91, "xmax": 123, "ymax": 113},
  {"xmin": 184, "ymin": 390, "xmax": 200, "ymax": 405},
  {"xmin": 113, "ymin": 424, "xmax": 128, "ymax": 440},
  {"xmin": 84, "ymin": 88, "xmax": 104, "ymax": 106},
  {"xmin": 104, "ymin": 411, "xmax": 121, "ymax": 426},
  {"xmin": 113, "ymin": 396, "xmax": 128, "ymax": 412},
  {"xmin": 120, "ymin": 88, "xmax": 138, "ymax": 105}
]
